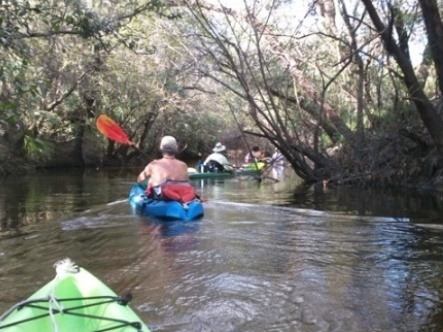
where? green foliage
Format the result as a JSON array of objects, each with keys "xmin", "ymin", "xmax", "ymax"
[
  {"xmin": 23, "ymin": 135, "xmax": 55, "ymax": 162},
  {"xmin": 163, "ymin": 110, "xmax": 230, "ymax": 154},
  {"xmin": 0, "ymin": 0, "xmax": 172, "ymax": 160},
  {"xmin": 0, "ymin": 0, "xmax": 440, "ymax": 182}
]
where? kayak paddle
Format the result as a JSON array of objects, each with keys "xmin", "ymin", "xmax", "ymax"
[
  {"xmin": 96, "ymin": 114, "xmax": 133, "ymax": 146},
  {"xmin": 96, "ymin": 114, "xmax": 154, "ymax": 160}
]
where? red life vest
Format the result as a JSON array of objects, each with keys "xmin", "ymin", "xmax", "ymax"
[
  {"xmin": 161, "ymin": 183, "xmax": 198, "ymax": 204},
  {"xmin": 146, "ymin": 183, "xmax": 198, "ymax": 204}
]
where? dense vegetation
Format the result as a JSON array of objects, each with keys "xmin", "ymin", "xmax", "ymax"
[{"xmin": 1, "ymin": 0, "xmax": 443, "ymax": 190}]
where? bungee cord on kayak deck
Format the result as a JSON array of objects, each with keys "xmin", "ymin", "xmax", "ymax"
[
  {"xmin": 0, "ymin": 258, "xmax": 150, "ymax": 332},
  {"xmin": 0, "ymin": 296, "xmax": 144, "ymax": 331}
]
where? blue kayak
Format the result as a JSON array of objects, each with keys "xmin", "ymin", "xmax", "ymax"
[{"xmin": 128, "ymin": 184, "xmax": 204, "ymax": 221}]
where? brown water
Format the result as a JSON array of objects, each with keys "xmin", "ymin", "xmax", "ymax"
[{"xmin": 1, "ymin": 167, "xmax": 443, "ymax": 331}]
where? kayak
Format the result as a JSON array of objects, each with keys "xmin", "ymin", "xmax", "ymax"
[
  {"xmin": 188, "ymin": 162, "xmax": 266, "ymax": 180},
  {"xmin": 0, "ymin": 258, "xmax": 150, "ymax": 332},
  {"xmin": 188, "ymin": 170, "xmax": 235, "ymax": 180},
  {"xmin": 129, "ymin": 184, "xmax": 204, "ymax": 221},
  {"xmin": 240, "ymin": 161, "xmax": 266, "ymax": 171}
]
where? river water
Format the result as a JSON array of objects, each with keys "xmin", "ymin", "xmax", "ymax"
[{"xmin": 1, "ymin": 167, "xmax": 443, "ymax": 331}]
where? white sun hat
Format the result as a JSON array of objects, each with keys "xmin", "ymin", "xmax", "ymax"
[{"xmin": 212, "ymin": 142, "xmax": 226, "ymax": 153}]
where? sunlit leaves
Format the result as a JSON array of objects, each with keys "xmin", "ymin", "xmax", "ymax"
[{"xmin": 23, "ymin": 135, "xmax": 55, "ymax": 161}]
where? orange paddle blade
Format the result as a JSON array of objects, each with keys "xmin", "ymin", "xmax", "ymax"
[{"xmin": 96, "ymin": 114, "xmax": 133, "ymax": 145}]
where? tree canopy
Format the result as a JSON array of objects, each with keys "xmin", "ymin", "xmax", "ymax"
[{"xmin": 1, "ymin": 0, "xmax": 443, "ymax": 189}]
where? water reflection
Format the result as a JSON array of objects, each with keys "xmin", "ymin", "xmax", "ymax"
[
  {"xmin": 0, "ymin": 168, "xmax": 136, "ymax": 232},
  {"xmin": 134, "ymin": 215, "xmax": 201, "ymax": 253}
]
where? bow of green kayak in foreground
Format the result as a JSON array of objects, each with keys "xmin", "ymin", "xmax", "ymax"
[{"xmin": 0, "ymin": 258, "xmax": 150, "ymax": 332}]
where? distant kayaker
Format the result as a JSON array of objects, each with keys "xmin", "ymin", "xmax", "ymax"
[
  {"xmin": 271, "ymin": 147, "xmax": 285, "ymax": 177},
  {"xmin": 244, "ymin": 146, "xmax": 265, "ymax": 163},
  {"xmin": 137, "ymin": 136, "xmax": 194, "ymax": 200},
  {"xmin": 203, "ymin": 142, "xmax": 233, "ymax": 172},
  {"xmin": 272, "ymin": 147, "xmax": 284, "ymax": 165}
]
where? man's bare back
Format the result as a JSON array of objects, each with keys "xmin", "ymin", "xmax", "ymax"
[
  {"xmin": 136, "ymin": 135, "xmax": 190, "ymax": 187},
  {"xmin": 137, "ymin": 157, "xmax": 189, "ymax": 187}
]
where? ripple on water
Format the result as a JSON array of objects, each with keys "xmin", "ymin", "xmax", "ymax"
[{"xmin": 3, "ymin": 178, "xmax": 443, "ymax": 332}]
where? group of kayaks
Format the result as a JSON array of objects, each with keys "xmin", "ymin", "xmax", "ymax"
[
  {"xmin": 129, "ymin": 162, "xmax": 267, "ymax": 221},
  {"xmin": 0, "ymin": 163, "xmax": 271, "ymax": 331}
]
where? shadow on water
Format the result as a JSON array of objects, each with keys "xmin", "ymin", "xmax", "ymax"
[
  {"xmin": 1, "ymin": 168, "xmax": 443, "ymax": 331},
  {"xmin": 286, "ymin": 181, "xmax": 443, "ymax": 224},
  {"xmin": 193, "ymin": 172, "xmax": 443, "ymax": 224}
]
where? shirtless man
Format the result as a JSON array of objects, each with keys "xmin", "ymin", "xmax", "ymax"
[{"xmin": 137, "ymin": 135, "xmax": 189, "ymax": 188}]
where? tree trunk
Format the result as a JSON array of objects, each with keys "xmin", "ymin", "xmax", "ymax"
[
  {"xmin": 419, "ymin": 0, "xmax": 443, "ymax": 95},
  {"xmin": 361, "ymin": 0, "xmax": 443, "ymax": 155}
]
